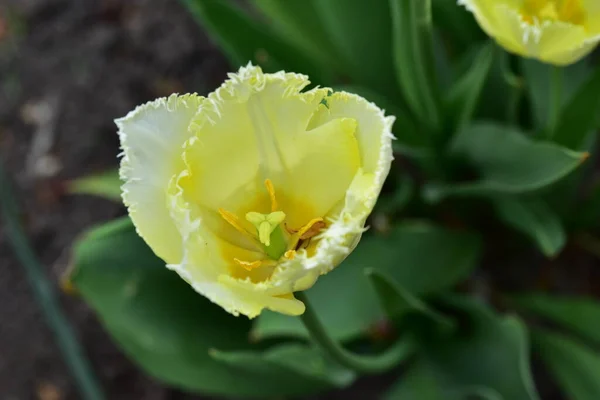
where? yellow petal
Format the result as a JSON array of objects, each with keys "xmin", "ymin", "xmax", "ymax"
[
  {"xmin": 122, "ymin": 65, "xmax": 395, "ymax": 319},
  {"xmin": 167, "ymin": 223, "xmax": 304, "ymax": 318},
  {"xmin": 181, "ymin": 65, "xmax": 331, "ymax": 217},
  {"xmin": 272, "ymin": 91, "xmax": 394, "ymax": 287},
  {"xmin": 277, "ymin": 116, "xmax": 361, "ymax": 228},
  {"xmin": 584, "ymin": 1, "xmax": 600, "ymax": 32},
  {"xmin": 536, "ymin": 22, "xmax": 596, "ymax": 65},
  {"xmin": 461, "ymin": 0, "xmax": 600, "ymax": 65},
  {"xmin": 117, "ymin": 94, "xmax": 203, "ymax": 264}
]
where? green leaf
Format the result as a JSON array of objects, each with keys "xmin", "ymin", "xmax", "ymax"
[
  {"xmin": 390, "ymin": 0, "xmax": 442, "ymax": 133},
  {"xmin": 432, "ymin": 29, "xmax": 454, "ymax": 91},
  {"xmin": 250, "ymin": 0, "xmax": 341, "ymax": 72},
  {"xmin": 424, "ymin": 123, "xmax": 588, "ymax": 202},
  {"xmin": 210, "ymin": 344, "xmax": 354, "ymax": 390},
  {"xmin": 423, "ymin": 297, "xmax": 540, "ymax": 400},
  {"xmin": 444, "ymin": 43, "xmax": 494, "ymax": 131},
  {"xmin": 451, "ymin": 47, "xmax": 514, "ymax": 124},
  {"xmin": 446, "ymin": 46, "xmax": 516, "ymax": 125},
  {"xmin": 180, "ymin": 0, "xmax": 328, "ymax": 82},
  {"xmin": 67, "ymin": 169, "xmax": 121, "ymax": 201},
  {"xmin": 313, "ymin": 0, "xmax": 397, "ymax": 97},
  {"xmin": 554, "ymin": 66, "xmax": 600, "ymax": 150},
  {"xmin": 365, "ymin": 268, "xmax": 455, "ymax": 331},
  {"xmin": 252, "ymin": 223, "xmax": 481, "ymax": 342},
  {"xmin": 384, "ymin": 360, "xmax": 447, "ymax": 400},
  {"xmin": 533, "ymin": 329, "xmax": 600, "ymax": 400},
  {"xmin": 69, "ymin": 217, "xmax": 352, "ymax": 397},
  {"xmin": 431, "ymin": 0, "xmax": 486, "ymax": 51},
  {"xmin": 521, "ymin": 59, "xmax": 591, "ymax": 130},
  {"xmin": 511, "ymin": 294, "xmax": 600, "ymax": 345},
  {"xmin": 385, "ymin": 360, "xmax": 504, "ymax": 400},
  {"xmin": 493, "ymin": 196, "xmax": 566, "ymax": 257}
]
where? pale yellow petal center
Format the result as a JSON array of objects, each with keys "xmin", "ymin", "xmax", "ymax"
[
  {"xmin": 219, "ymin": 179, "xmax": 327, "ymax": 276},
  {"xmin": 177, "ymin": 83, "xmax": 361, "ymax": 286}
]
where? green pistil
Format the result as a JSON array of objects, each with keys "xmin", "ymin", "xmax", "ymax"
[{"xmin": 246, "ymin": 211, "xmax": 288, "ymax": 259}]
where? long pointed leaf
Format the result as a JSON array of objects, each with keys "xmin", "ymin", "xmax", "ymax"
[
  {"xmin": 554, "ymin": 66, "xmax": 600, "ymax": 150},
  {"xmin": 431, "ymin": 0, "xmax": 486, "ymax": 51},
  {"xmin": 444, "ymin": 43, "xmax": 494, "ymax": 131},
  {"xmin": 511, "ymin": 294, "xmax": 600, "ymax": 346},
  {"xmin": 493, "ymin": 196, "xmax": 566, "ymax": 257},
  {"xmin": 365, "ymin": 268, "xmax": 455, "ymax": 331},
  {"xmin": 313, "ymin": 0, "xmax": 397, "ymax": 97},
  {"xmin": 181, "ymin": 0, "xmax": 327, "ymax": 82},
  {"xmin": 426, "ymin": 297, "xmax": 539, "ymax": 400},
  {"xmin": 425, "ymin": 123, "xmax": 588, "ymax": 202},
  {"xmin": 534, "ymin": 329, "xmax": 600, "ymax": 400},
  {"xmin": 390, "ymin": 0, "xmax": 442, "ymax": 133},
  {"xmin": 251, "ymin": 0, "xmax": 341, "ymax": 73}
]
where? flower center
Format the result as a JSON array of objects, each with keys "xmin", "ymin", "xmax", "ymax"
[
  {"xmin": 521, "ymin": 0, "xmax": 586, "ymax": 25},
  {"xmin": 246, "ymin": 211, "xmax": 288, "ymax": 258},
  {"xmin": 218, "ymin": 179, "xmax": 326, "ymax": 271}
]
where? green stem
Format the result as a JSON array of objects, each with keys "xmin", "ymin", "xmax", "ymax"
[
  {"xmin": 547, "ymin": 66, "xmax": 563, "ymax": 139},
  {"xmin": 0, "ymin": 162, "xmax": 105, "ymax": 400},
  {"xmin": 296, "ymin": 291, "xmax": 415, "ymax": 374}
]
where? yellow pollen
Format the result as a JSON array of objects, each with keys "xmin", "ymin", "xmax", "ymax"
[
  {"xmin": 234, "ymin": 258, "xmax": 262, "ymax": 271},
  {"xmin": 284, "ymin": 250, "xmax": 296, "ymax": 260},
  {"xmin": 265, "ymin": 179, "xmax": 278, "ymax": 212},
  {"xmin": 521, "ymin": 0, "xmax": 586, "ymax": 25}
]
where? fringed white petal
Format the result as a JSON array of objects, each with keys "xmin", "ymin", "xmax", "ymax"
[{"xmin": 117, "ymin": 94, "xmax": 203, "ymax": 264}]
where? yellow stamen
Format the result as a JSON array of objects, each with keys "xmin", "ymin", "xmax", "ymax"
[
  {"xmin": 300, "ymin": 219, "xmax": 326, "ymax": 240},
  {"xmin": 265, "ymin": 179, "xmax": 278, "ymax": 212},
  {"xmin": 218, "ymin": 208, "xmax": 258, "ymax": 242},
  {"xmin": 288, "ymin": 218, "xmax": 326, "ymax": 249},
  {"xmin": 284, "ymin": 250, "xmax": 296, "ymax": 260},
  {"xmin": 218, "ymin": 208, "xmax": 244, "ymax": 232},
  {"xmin": 233, "ymin": 258, "xmax": 262, "ymax": 271}
]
